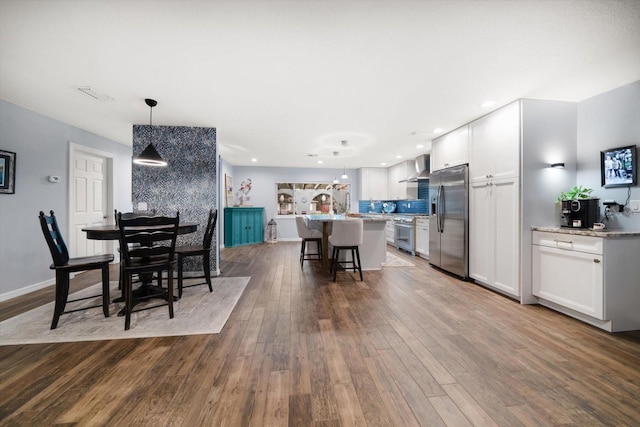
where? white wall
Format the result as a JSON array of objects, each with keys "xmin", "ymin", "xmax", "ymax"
[
  {"xmin": 225, "ymin": 165, "xmax": 358, "ymax": 240},
  {"xmin": 0, "ymin": 100, "xmax": 132, "ymax": 299},
  {"xmin": 576, "ymin": 80, "xmax": 640, "ymax": 230}
]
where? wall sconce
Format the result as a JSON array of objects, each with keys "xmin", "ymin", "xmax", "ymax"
[{"xmin": 550, "ymin": 162, "xmax": 565, "ymax": 168}]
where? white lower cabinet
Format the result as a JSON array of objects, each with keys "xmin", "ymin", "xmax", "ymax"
[
  {"xmin": 469, "ymin": 177, "xmax": 520, "ymax": 297},
  {"xmin": 532, "ymin": 230, "xmax": 640, "ymax": 332},
  {"xmin": 415, "ymin": 218, "xmax": 429, "ymax": 259},
  {"xmin": 385, "ymin": 220, "xmax": 395, "ymax": 245},
  {"xmin": 532, "ymin": 242, "xmax": 604, "ymax": 319}
]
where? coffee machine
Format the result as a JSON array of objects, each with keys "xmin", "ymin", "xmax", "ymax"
[{"xmin": 560, "ymin": 198, "xmax": 600, "ymax": 228}]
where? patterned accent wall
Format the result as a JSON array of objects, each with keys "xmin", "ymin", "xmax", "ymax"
[{"xmin": 133, "ymin": 125, "xmax": 217, "ymax": 273}]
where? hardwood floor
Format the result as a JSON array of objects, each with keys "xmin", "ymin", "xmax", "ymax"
[{"xmin": 1, "ymin": 242, "xmax": 639, "ymax": 426}]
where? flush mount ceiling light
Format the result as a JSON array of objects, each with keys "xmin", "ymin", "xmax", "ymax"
[
  {"xmin": 133, "ymin": 98, "xmax": 167, "ymax": 167},
  {"xmin": 550, "ymin": 162, "xmax": 565, "ymax": 168}
]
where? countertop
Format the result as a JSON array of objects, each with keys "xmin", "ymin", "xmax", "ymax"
[
  {"xmin": 306, "ymin": 214, "xmax": 390, "ymax": 222},
  {"xmin": 532, "ymin": 226, "xmax": 640, "ymax": 238},
  {"xmin": 360, "ymin": 213, "xmax": 430, "ymax": 219}
]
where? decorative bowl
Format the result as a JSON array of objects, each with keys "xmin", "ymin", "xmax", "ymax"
[{"xmin": 382, "ymin": 202, "xmax": 396, "ymax": 214}]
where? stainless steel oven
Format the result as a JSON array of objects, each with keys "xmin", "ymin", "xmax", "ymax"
[{"xmin": 394, "ymin": 217, "xmax": 415, "ymax": 255}]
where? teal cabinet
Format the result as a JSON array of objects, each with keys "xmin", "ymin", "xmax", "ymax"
[{"xmin": 224, "ymin": 207, "xmax": 264, "ymax": 247}]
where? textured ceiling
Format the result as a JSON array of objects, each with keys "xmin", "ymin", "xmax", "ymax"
[{"xmin": 1, "ymin": 0, "xmax": 639, "ymax": 169}]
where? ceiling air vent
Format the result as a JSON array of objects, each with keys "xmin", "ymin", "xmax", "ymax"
[{"xmin": 76, "ymin": 86, "xmax": 113, "ymax": 101}]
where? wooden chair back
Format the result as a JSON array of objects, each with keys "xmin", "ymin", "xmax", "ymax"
[
  {"xmin": 117, "ymin": 212, "xmax": 180, "ymax": 268},
  {"xmin": 38, "ymin": 210, "xmax": 70, "ymax": 266},
  {"xmin": 202, "ymin": 209, "xmax": 218, "ymax": 250}
]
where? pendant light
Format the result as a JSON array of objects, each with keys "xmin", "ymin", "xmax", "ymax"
[
  {"xmin": 340, "ymin": 140, "xmax": 348, "ymax": 179},
  {"xmin": 332, "ymin": 151, "xmax": 340, "ymax": 183},
  {"xmin": 133, "ymin": 98, "xmax": 167, "ymax": 167}
]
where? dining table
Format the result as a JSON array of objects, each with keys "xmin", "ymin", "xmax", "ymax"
[
  {"xmin": 83, "ymin": 222, "xmax": 198, "ymax": 240},
  {"xmin": 82, "ymin": 221, "xmax": 198, "ymax": 314}
]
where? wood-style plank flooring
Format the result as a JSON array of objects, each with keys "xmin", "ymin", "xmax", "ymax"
[{"xmin": 1, "ymin": 242, "xmax": 639, "ymax": 426}]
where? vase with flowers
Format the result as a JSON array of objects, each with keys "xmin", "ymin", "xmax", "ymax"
[{"xmin": 236, "ymin": 178, "xmax": 252, "ymax": 206}]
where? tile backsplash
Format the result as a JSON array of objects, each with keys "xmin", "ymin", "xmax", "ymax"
[{"xmin": 358, "ymin": 198, "xmax": 429, "ymax": 214}]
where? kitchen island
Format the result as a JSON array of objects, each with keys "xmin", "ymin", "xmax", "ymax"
[{"xmin": 305, "ymin": 214, "xmax": 390, "ymax": 270}]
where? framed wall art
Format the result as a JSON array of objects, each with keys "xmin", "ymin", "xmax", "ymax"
[
  {"xmin": 225, "ymin": 173, "xmax": 233, "ymax": 207},
  {"xmin": 0, "ymin": 150, "xmax": 16, "ymax": 194}
]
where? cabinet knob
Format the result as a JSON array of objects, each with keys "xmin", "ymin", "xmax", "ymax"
[{"xmin": 594, "ymin": 259, "xmax": 601, "ymax": 263}]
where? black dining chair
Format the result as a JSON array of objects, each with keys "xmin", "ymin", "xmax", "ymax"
[
  {"xmin": 114, "ymin": 210, "xmax": 161, "ymax": 293},
  {"xmin": 38, "ymin": 210, "xmax": 114, "ymax": 329},
  {"xmin": 175, "ymin": 209, "xmax": 217, "ymax": 298},
  {"xmin": 117, "ymin": 211, "xmax": 180, "ymax": 330}
]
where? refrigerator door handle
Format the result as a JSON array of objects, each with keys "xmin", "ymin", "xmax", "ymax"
[
  {"xmin": 438, "ymin": 185, "xmax": 445, "ymax": 233},
  {"xmin": 436, "ymin": 185, "xmax": 442, "ymax": 233}
]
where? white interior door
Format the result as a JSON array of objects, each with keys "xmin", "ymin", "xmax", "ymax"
[{"xmin": 72, "ymin": 151, "xmax": 108, "ymax": 257}]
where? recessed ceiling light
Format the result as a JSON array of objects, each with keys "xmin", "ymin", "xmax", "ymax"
[
  {"xmin": 480, "ymin": 100, "xmax": 495, "ymax": 108},
  {"xmin": 395, "ymin": 155, "xmax": 402, "ymax": 159},
  {"xmin": 416, "ymin": 144, "xmax": 424, "ymax": 149},
  {"xmin": 381, "ymin": 162, "xmax": 387, "ymax": 166},
  {"xmin": 433, "ymin": 127, "xmax": 443, "ymax": 134},
  {"xmin": 251, "ymin": 158, "xmax": 257, "ymax": 162},
  {"xmin": 317, "ymin": 160, "xmax": 323, "ymax": 164}
]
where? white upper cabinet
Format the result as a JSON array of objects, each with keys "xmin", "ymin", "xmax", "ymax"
[
  {"xmin": 431, "ymin": 125, "xmax": 469, "ymax": 171},
  {"xmin": 359, "ymin": 167, "xmax": 389, "ymax": 201},
  {"xmin": 387, "ymin": 161, "xmax": 416, "ymax": 200},
  {"xmin": 469, "ymin": 101, "xmax": 520, "ymax": 182}
]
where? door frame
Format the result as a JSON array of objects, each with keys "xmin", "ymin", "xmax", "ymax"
[{"xmin": 68, "ymin": 142, "xmax": 116, "ymax": 258}]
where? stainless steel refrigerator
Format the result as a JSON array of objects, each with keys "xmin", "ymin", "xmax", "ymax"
[{"xmin": 429, "ymin": 164, "xmax": 469, "ymax": 279}]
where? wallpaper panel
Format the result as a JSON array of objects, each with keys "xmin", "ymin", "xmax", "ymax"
[{"xmin": 132, "ymin": 125, "xmax": 217, "ymax": 273}]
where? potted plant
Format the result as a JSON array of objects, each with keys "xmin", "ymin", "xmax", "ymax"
[{"xmin": 556, "ymin": 185, "xmax": 594, "ymax": 203}]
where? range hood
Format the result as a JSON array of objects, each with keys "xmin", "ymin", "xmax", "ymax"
[{"xmin": 400, "ymin": 154, "xmax": 430, "ymax": 182}]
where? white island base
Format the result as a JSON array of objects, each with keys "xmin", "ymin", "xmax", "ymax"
[{"xmin": 307, "ymin": 215, "xmax": 389, "ymax": 271}]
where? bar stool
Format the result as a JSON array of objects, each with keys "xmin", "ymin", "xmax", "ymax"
[
  {"xmin": 329, "ymin": 219, "xmax": 363, "ymax": 281},
  {"xmin": 295, "ymin": 216, "xmax": 323, "ymax": 267}
]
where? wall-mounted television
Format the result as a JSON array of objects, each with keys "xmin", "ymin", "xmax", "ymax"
[{"xmin": 600, "ymin": 145, "xmax": 637, "ymax": 188}]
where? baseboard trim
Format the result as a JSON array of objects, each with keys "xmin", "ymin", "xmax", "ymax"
[{"xmin": 0, "ymin": 278, "xmax": 55, "ymax": 302}]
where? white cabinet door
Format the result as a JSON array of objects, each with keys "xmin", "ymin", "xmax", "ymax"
[
  {"xmin": 359, "ymin": 168, "xmax": 372, "ymax": 201},
  {"xmin": 469, "ymin": 101, "xmax": 520, "ymax": 183},
  {"xmin": 385, "ymin": 220, "xmax": 395, "ymax": 244},
  {"xmin": 388, "ymin": 161, "xmax": 413, "ymax": 199},
  {"xmin": 431, "ymin": 125, "xmax": 469, "ymax": 171},
  {"xmin": 376, "ymin": 168, "xmax": 389, "ymax": 200},
  {"xmin": 532, "ymin": 244, "xmax": 604, "ymax": 319},
  {"xmin": 469, "ymin": 115, "xmax": 493, "ymax": 182},
  {"xmin": 360, "ymin": 168, "xmax": 390, "ymax": 200},
  {"xmin": 492, "ymin": 177, "xmax": 520, "ymax": 296},
  {"xmin": 469, "ymin": 177, "xmax": 520, "ymax": 297},
  {"xmin": 469, "ymin": 180, "xmax": 493, "ymax": 285},
  {"xmin": 387, "ymin": 164, "xmax": 401, "ymax": 199},
  {"xmin": 415, "ymin": 218, "xmax": 429, "ymax": 257},
  {"xmin": 491, "ymin": 101, "xmax": 520, "ymax": 180}
]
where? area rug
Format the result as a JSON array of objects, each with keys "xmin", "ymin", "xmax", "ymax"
[
  {"xmin": 0, "ymin": 277, "xmax": 250, "ymax": 345},
  {"xmin": 382, "ymin": 252, "xmax": 415, "ymax": 267}
]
